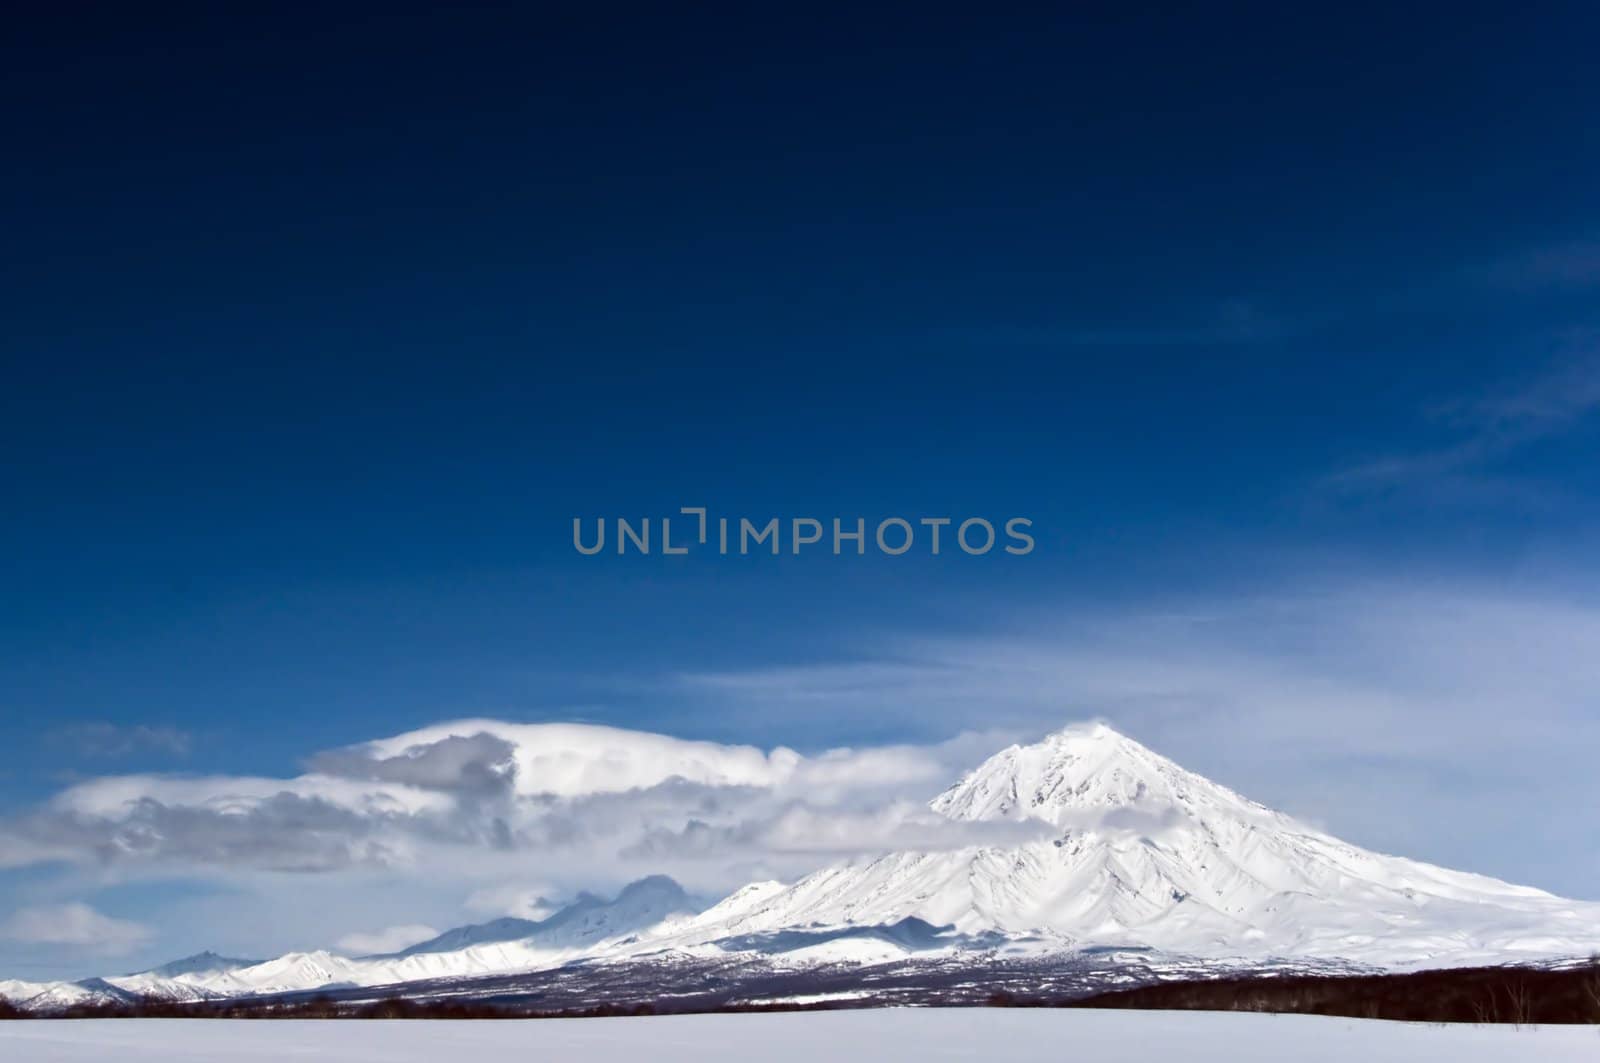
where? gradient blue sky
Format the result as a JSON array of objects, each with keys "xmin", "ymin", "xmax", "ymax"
[{"xmin": 3, "ymin": 4, "xmax": 1600, "ymax": 977}]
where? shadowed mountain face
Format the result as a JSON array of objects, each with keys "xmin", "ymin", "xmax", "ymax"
[
  {"xmin": 394, "ymin": 876, "xmax": 696, "ymax": 957},
  {"xmin": 394, "ymin": 917, "xmax": 546, "ymax": 958},
  {"xmin": 144, "ymin": 952, "xmax": 263, "ymax": 978}
]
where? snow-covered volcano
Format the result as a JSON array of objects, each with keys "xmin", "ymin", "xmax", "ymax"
[
  {"xmin": 687, "ymin": 722, "xmax": 1596, "ymax": 965},
  {"xmin": 5, "ymin": 722, "xmax": 1598, "ymax": 1011}
]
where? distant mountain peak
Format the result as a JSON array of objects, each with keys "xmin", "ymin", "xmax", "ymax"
[
  {"xmin": 394, "ymin": 875, "xmax": 699, "ymax": 957},
  {"xmin": 616, "ymin": 874, "xmax": 690, "ymax": 901},
  {"xmin": 145, "ymin": 950, "xmax": 259, "ymax": 978}
]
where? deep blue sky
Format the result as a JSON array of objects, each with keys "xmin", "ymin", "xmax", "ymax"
[{"xmin": 3, "ymin": 5, "xmax": 1600, "ymax": 952}]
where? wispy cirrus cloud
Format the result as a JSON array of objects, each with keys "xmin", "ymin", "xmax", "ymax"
[
  {"xmin": 1450, "ymin": 348, "xmax": 1600, "ymax": 431},
  {"xmin": 1323, "ymin": 341, "xmax": 1600, "ymax": 497},
  {"xmin": 936, "ymin": 298, "xmax": 1300, "ymax": 349},
  {"xmin": 48, "ymin": 722, "xmax": 193, "ymax": 759},
  {"xmin": 1473, "ymin": 239, "xmax": 1600, "ymax": 293}
]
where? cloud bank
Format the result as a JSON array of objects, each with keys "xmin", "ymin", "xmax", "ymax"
[{"xmin": 0, "ymin": 721, "xmax": 987, "ymax": 896}]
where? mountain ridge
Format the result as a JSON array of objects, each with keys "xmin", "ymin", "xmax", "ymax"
[{"xmin": 6, "ymin": 721, "xmax": 1597, "ymax": 1012}]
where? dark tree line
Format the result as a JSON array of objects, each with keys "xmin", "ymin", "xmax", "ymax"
[
  {"xmin": 6, "ymin": 955, "xmax": 1599, "ymax": 1024},
  {"xmin": 1062, "ymin": 955, "xmax": 1600, "ymax": 1026}
]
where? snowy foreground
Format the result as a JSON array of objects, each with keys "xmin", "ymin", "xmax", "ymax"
[{"xmin": 2, "ymin": 1010, "xmax": 1597, "ymax": 1062}]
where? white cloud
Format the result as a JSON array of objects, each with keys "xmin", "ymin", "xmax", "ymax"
[
  {"xmin": 50, "ymin": 772, "xmax": 454, "ymax": 819},
  {"xmin": 464, "ymin": 885, "xmax": 560, "ymax": 921},
  {"xmin": 1476, "ymin": 239, "xmax": 1600, "ymax": 292},
  {"xmin": 331, "ymin": 721, "xmax": 806, "ymax": 797},
  {"xmin": 1, "ymin": 903, "xmax": 151, "ymax": 955},
  {"xmin": 333, "ymin": 924, "xmax": 439, "ymax": 956}
]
